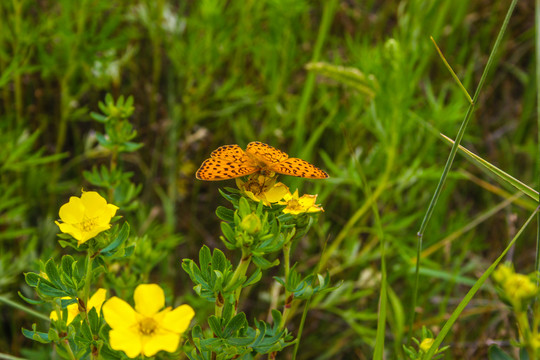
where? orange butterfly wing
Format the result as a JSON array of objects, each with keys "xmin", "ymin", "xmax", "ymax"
[
  {"xmin": 246, "ymin": 141, "xmax": 289, "ymax": 164},
  {"xmin": 196, "ymin": 144, "xmax": 258, "ymax": 180},
  {"xmin": 197, "ymin": 142, "xmax": 329, "ymax": 180},
  {"xmin": 270, "ymin": 157, "xmax": 329, "ymax": 179}
]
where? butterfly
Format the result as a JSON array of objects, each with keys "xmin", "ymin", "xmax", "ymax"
[{"xmin": 196, "ymin": 141, "xmax": 329, "ymax": 181}]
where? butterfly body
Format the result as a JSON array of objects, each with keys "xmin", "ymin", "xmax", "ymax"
[{"xmin": 196, "ymin": 141, "xmax": 329, "ymax": 181}]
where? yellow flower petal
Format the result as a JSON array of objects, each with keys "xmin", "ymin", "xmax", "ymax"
[
  {"xmin": 265, "ymin": 183, "xmax": 290, "ymax": 203},
  {"xmin": 142, "ymin": 331, "xmax": 181, "ymax": 357},
  {"xmin": 161, "ymin": 304, "xmax": 195, "ymax": 333},
  {"xmin": 55, "ymin": 222, "xmax": 83, "ymax": 242},
  {"xmin": 59, "ymin": 197, "xmax": 85, "ymax": 223},
  {"xmin": 50, "ymin": 301, "xmax": 79, "ymax": 324},
  {"xmin": 103, "ymin": 297, "xmax": 138, "ymax": 329},
  {"xmin": 134, "ymin": 284, "xmax": 165, "ymax": 316},
  {"xmin": 88, "ymin": 288, "xmax": 107, "ymax": 313},
  {"xmin": 109, "ymin": 327, "xmax": 143, "ymax": 358},
  {"xmin": 81, "ymin": 191, "xmax": 109, "ymax": 216}
]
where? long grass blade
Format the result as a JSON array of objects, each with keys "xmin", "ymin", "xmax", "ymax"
[
  {"xmin": 530, "ymin": 0, "xmax": 540, "ymax": 327},
  {"xmin": 410, "ymin": 0, "xmax": 519, "ymax": 340},
  {"xmin": 440, "ymin": 134, "xmax": 538, "ymax": 201}
]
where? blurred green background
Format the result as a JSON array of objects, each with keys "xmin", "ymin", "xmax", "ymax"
[{"xmin": 0, "ymin": 0, "xmax": 535, "ymax": 358}]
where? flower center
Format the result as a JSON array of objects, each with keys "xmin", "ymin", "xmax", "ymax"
[
  {"xmin": 287, "ymin": 199, "xmax": 302, "ymax": 210},
  {"xmin": 138, "ymin": 317, "xmax": 158, "ymax": 335},
  {"xmin": 77, "ymin": 215, "xmax": 98, "ymax": 232}
]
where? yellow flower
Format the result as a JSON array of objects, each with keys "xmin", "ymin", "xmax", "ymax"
[
  {"xmin": 492, "ymin": 264, "xmax": 513, "ymax": 285},
  {"xmin": 503, "ymin": 273, "xmax": 538, "ymax": 302},
  {"xmin": 236, "ymin": 174, "xmax": 290, "ymax": 206},
  {"xmin": 278, "ymin": 190, "xmax": 323, "ymax": 215},
  {"xmin": 419, "ymin": 338, "xmax": 434, "ymax": 353},
  {"xmin": 55, "ymin": 191, "xmax": 119, "ymax": 245},
  {"xmin": 50, "ymin": 288, "xmax": 107, "ymax": 324},
  {"xmin": 102, "ymin": 284, "xmax": 195, "ymax": 358}
]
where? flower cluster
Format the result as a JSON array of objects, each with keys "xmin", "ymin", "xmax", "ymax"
[
  {"xmin": 51, "ymin": 191, "xmax": 196, "ymax": 358},
  {"xmin": 236, "ymin": 174, "xmax": 324, "ymax": 214},
  {"xmin": 492, "ymin": 264, "xmax": 539, "ymax": 309}
]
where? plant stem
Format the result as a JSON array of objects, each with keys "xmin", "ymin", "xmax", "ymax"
[
  {"xmin": 62, "ymin": 339, "xmax": 77, "ymax": 360},
  {"xmin": 279, "ymin": 240, "xmax": 292, "ymax": 329},
  {"xmin": 0, "ymin": 295, "xmax": 49, "ymax": 321},
  {"xmin": 228, "ymin": 248, "xmax": 252, "ymax": 308},
  {"xmin": 515, "ymin": 308, "xmax": 535, "ymax": 359}
]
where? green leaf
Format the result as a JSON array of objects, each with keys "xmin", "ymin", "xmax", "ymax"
[
  {"xmin": 252, "ymin": 256, "xmax": 279, "ymax": 270},
  {"xmin": 488, "ymin": 345, "xmax": 514, "ymax": 360},
  {"xmin": 220, "ymin": 222, "xmax": 236, "ymax": 244},
  {"xmin": 101, "ymin": 223, "xmax": 130, "ymax": 255},
  {"xmin": 24, "ymin": 272, "xmax": 42, "ymax": 287},
  {"xmin": 223, "ymin": 313, "xmax": 247, "ymax": 338},
  {"xmin": 44, "ymin": 259, "xmax": 64, "ymax": 290},
  {"xmin": 37, "ymin": 280, "xmax": 71, "ymax": 298},
  {"xmin": 18, "ymin": 292, "xmax": 44, "ymax": 305},
  {"xmin": 208, "ymin": 316, "xmax": 223, "ymax": 337},
  {"xmin": 61, "ymin": 255, "xmax": 75, "ymax": 279},
  {"xmin": 244, "ymin": 268, "xmax": 262, "ymax": 287},
  {"xmin": 212, "ymin": 249, "xmax": 227, "ymax": 272},
  {"xmin": 199, "ymin": 246, "xmax": 212, "ymax": 272},
  {"xmin": 216, "ymin": 206, "xmax": 234, "ymax": 222},
  {"xmin": 22, "ymin": 324, "xmax": 51, "ymax": 344}
]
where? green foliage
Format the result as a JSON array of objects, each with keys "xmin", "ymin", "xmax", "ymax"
[{"xmin": 0, "ymin": 0, "xmax": 536, "ymax": 359}]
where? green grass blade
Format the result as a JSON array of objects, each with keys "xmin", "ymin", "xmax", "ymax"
[
  {"xmin": 417, "ymin": 0, "xmax": 519, "ymax": 237},
  {"xmin": 440, "ymin": 134, "xmax": 538, "ymax": 201},
  {"xmin": 292, "ymin": 0, "xmax": 339, "ymax": 153},
  {"xmin": 424, "ymin": 208, "xmax": 538, "ymax": 360},
  {"xmin": 411, "ymin": 0, "xmax": 519, "ymax": 340},
  {"xmin": 531, "ymin": 0, "xmax": 540, "ymax": 312},
  {"xmin": 429, "ymin": 36, "xmax": 472, "ymax": 104}
]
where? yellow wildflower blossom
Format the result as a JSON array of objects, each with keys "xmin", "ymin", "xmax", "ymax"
[
  {"xmin": 503, "ymin": 273, "xmax": 538, "ymax": 302},
  {"xmin": 236, "ymin": 174, "xmax": 289, "ymax": 206},
  {"xmin": 419, "ymin": 338, "xmax": 434, "ymax": 353},
  {"xmin": 279, "ymin": 190, "xmax": 323, "ymax": 215},
  {"xmin": 55, "ymin": 191, "xmax": 119, "ymax": 245},
  {"xmin": 50, "ymin": 288, "xmax": 107, "ymax": 324},
  {"xmin": 102, "ymin": 284, "xmax": 195, "ymax": 358},
  {"xmin": 492, "ymin": 264, "xmax": 513, "ymax": 285}
]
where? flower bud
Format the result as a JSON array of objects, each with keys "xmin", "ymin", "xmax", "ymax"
[{"xmin": 240, "ymin": 213, "xmax": 261, "ymax": 234}]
